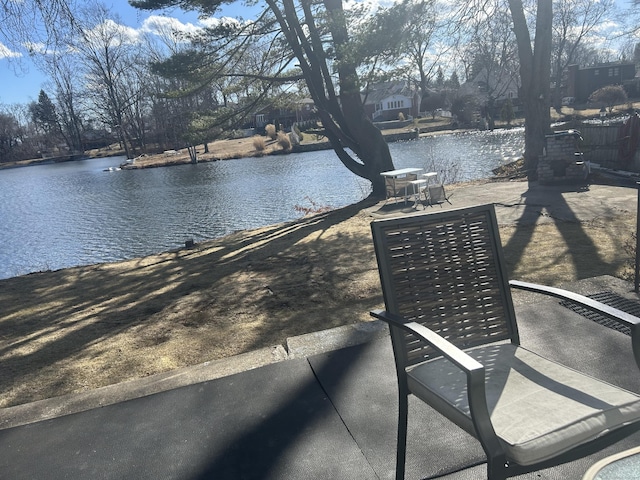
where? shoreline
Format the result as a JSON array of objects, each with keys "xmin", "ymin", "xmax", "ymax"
[
  {"xmin": 0, "ymin": 121, "xmax": 488, "ymax": 171},
  {"xmin": 0, "ymin": 174, "xmax": 521, "ymax": 283}
]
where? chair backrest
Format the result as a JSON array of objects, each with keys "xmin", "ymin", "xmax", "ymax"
[
  {"xmin": 385, "ymin": 174, "xmax": 419, "ymax": 198},
  {"xmin": 371, "ymin": 204, "xmax": 519, "ymax": 367},
  {"xmin": 385, "ymin": 177, "xmax": 397, "ymax": 198},
  {"xmin": 427, "ymin": 184, "xmax": 447, "ymax": 203}
]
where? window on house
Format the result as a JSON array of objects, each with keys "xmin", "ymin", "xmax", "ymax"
[
  {"xmin": 594, "ymin": 69, "xmax": 599, "ymax": 76},
  {"xmin": 615, "ymin": 68, "xmax": 619, "ymax": 76}
]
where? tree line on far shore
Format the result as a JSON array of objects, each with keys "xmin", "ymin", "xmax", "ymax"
[{"xmin": 1, "ymin": 0, "xmax": 639, "ymax": 193}]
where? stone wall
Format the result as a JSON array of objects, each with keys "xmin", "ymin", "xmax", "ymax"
[{"xmin": 538, "ymin": 131, "xmax": 588, "ymax": 185}]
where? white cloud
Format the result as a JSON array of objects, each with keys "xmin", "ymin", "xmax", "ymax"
[
  {"xmin": 22, "ymin": 42, "xmax": 49, "ymax": 55},
  {"xmin": 141, "ymin": 15, "xmax": 202, "ymax": 38},
  {"xmin": 138, "ymin": 14, "xmax": 246, "ymax": 45},
  {"xmin": 199, "ymin": 16, "xmax": 242, "ymax": 29},
  {"xmin": 83, "ymin": 19, "xmax": 141, "ymax": 47},
  {"xmin": 0, "ymin": 42, "xmax": 22, "ymax": 60}
]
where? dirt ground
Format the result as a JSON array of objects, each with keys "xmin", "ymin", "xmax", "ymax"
[
  {"xmin": 121, "ymin": 135, "xmax": 318, "ymax": 168},
  {"xmin": 1, "ymin": 178, "xmax": 636, "ymax": 409}
]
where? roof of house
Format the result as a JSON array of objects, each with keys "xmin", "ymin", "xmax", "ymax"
[
  {"xmin": 458, "ymin": 67, "xmax": 518, "ymax": 100},
  {"xmin": 570, "ymin": 61, "xmax": 636, "ymax": 72},
  {"xmin": 361, "ymin": 81, "xmax": 415, "ymax": 105}
]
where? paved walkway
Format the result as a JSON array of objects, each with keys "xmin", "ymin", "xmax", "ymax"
[
  {"xmin": 367, "ymin": 178, "xmax": 638, "ymax": 227},
  {"xmin": 2, "ymin": 180, "xmax": 640, "ymax": 479}
]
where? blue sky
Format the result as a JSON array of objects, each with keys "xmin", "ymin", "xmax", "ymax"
[
  {"xmin": 0, "ymin": 0, "xmax": 636, "ymax": 107},
  {"xmin": 0, "ymin": 0, "xmax": 252, "ymax": 106}
]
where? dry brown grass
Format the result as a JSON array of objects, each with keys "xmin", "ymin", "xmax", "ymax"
[
  {"xmin": 277, "ymin": 131, "xmax": 292, "ymax": 151},
  {"xmin": 265, "ymin": 124, "xmax": 277, "ymax": 140},
  {"xmin": 252, "ymin": 135, "xmax": 266, "ymax": 151}
]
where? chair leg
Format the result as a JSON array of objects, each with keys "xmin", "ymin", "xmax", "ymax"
[
  {"xmin": 487, "ymin": 456, "xmax": 508, "ymax": 480},
  {"xmin": 396, "ymin": 392, "xmax": 409, "ymax": 480}
]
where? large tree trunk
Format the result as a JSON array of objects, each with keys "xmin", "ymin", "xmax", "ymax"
[
  {"xmin": 508, "ymin": 0, "xmax": 552, "ymax": 180},
  {"xmin": 521, "ymin": 96, "xmax": 549, "ymax": 178},
  {"xmin": 335, "ymin": 97, "xmax": 394, "ymax": 196},
  {"xmin": 277, "ymin": 0, "xmax": 394, "ymax": 198},
  {"xmin": 322, "ymin": 0, "xmax": 394, "ymax": 197}
]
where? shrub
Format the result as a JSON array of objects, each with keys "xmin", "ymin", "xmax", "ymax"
[
  {"xmin": 277, "ymin": 131, "xmax": 292, "ymax": 151},
  {"xmin": 450, "ymin": 94, "xmax": 478, "ymax": 126},
  {"xmin": 252, "ymin": 135, "xmax": 266, "ymax": 151},
  {"xmin": 265, "ymin": 124, "xmax": 277, "ymax": 139},
  {"xmin": 294, "ymin": 196, "xmax": 333, "ymax": 215},
  {"xmin": 589, "ymin": 85, "xmax": 628, "ymax": 113},
  {"xmin": 500, "ymin": 99, "xmax": 515, "ymax": 125}
]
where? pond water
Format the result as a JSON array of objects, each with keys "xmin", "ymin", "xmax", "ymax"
[{"xmin": 0, "ymin": 128, "xmax": 524, "ymax": 279}]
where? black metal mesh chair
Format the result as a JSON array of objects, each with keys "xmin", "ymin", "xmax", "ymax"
[{"xmin": 370, "ymin": 204, "xmax": 640, "ymax": 480}]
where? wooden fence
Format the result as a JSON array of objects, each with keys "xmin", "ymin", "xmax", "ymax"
[{"xmin": 561, "ymin": 121, "xmax": 640, "ymax": 171}]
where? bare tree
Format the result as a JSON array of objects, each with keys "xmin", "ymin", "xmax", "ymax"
[
  {"xmin": 0, "ymin": 0, "xmax": 78, "ymax": 62},
  {"xmin": 70, "ymin": 5, "xmax": 148, "ymax": 158},
  {"xmin": 461, "ymin": 0, "xmax": 520, "ymax": 129},
  {"xmin": 0, "ymin": 111, "xmax": 25, "ymax": 161},
  {"xmin": 389, "ymin": 0, "xmax": 456, "ymax": 105},
  {"xmin": 0, "ymin": 1, "xmax": 93, "ymax": 155},
  {"xmin": 43, "ymin": 57, "xmax": 87, "ymax": 154},
  {"xmin": 0, "ymin": 103, "xmax": 39, "ymax": 161},
  {"xmin": 551, "ymin": 0, "xmax": 614, "ymax": 111}
]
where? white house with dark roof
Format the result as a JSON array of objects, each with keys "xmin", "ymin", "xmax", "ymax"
[{"xmin": 361, "ymin": 81, "xmax": 420, "ymax": 122}]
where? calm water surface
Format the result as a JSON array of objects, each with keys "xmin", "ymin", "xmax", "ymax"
[{"xmin": 0, "ymin": 128, "xmax": 524, "ymax": 279}]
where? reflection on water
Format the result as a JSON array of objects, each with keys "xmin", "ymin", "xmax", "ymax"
[
  {"xmin": 391, "ymin": 128, "xmax": 525, "ymax": 181},
  {"xmin": 0, "ymin": 128, "xmax": 523, "ymax": 279}
]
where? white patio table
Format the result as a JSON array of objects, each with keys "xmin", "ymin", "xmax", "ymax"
[{"xmin": 380, "ymin": 168, "xmax": 423, "ymax": 204}]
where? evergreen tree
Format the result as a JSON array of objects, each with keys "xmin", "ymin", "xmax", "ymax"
[
  {"xmin": 436, "ymin": 67, "xmax": 445, "ymax": 88},
  {"xmin": 447, "ymin": 71, "xmax": 460, "ymax": 89},
  {"xmin": 29, "ymin": 90, "xmax": 63, "ymax": 151},
  {"xmin": 500, "ymin": 98, "xmax": 515, "ymax": 125},
  {"xmin": 30, "ymin": 90, "xmax": 60, "ymax": 136}
]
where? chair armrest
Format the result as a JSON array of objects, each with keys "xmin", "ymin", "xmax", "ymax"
[
  {"xmin": 509, "ymin": 280, "xmax": 640, "ymax": 329},
  {"xmin": 371, "ymin": 309, "xmax": 483, "ymax": 373},
  {"xmin": 509, "ymin": 280, "xmax": 640, "ymax": 370},
  {"xmin": 370, "ymin": 309, "xmax": 505, "ymax": 457}
]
